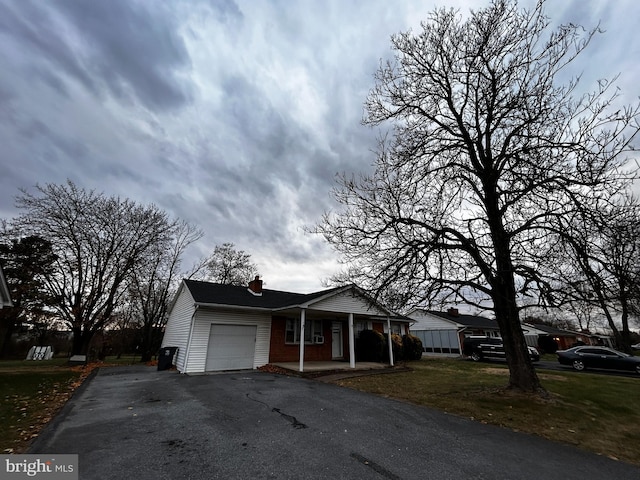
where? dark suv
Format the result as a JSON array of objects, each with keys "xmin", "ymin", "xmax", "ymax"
[{"xmin": 462, "ymin": 336, "xmax": 540, "ymax": 363}]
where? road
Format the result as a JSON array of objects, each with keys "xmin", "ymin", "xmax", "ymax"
[
  {"xmin": 536, "ymin": 360, "xmax": 640, "ymax": 378},
  {"xmin": 30, "ymin": 365, "xmax": 640, "ymax": 480}
]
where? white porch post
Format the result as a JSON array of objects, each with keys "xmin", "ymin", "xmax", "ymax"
[
  {"xmin": 299, "ymin": 308, "xmax": 306, "ymax": 372},
  {"xmin": 387, "ymin": 316, "xmax": 394, "ymax": 367},
  {"xmin": 348, "ymin": 313, "xmax": 355, "ymax": 368}
]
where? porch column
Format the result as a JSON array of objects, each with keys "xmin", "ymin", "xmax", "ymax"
[
  {"xmin": 348, "ymin": 313, "xmax": 355, "ymax": 368},
  {"xmin": 299, "ymin": 308, "xmax": 306, "ymax": 372},
  {"xmin": 387, "ymin": 316, "xmax": 394, "ymax": 367}
]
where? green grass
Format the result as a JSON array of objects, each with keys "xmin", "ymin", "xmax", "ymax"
[
  {"xmin": 0, "ymin": 364, "xmax": 82, "ymax": 453},
  {"xmin": 338, "ymin": 358, "xmax": 640, "ymax": 465}
]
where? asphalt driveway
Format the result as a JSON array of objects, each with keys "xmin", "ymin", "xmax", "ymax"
[{"xmin": 30, "ymin": 366, "xmax": 640, "ymax": 480}]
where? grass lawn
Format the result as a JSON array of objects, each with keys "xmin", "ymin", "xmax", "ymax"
[
  {"xmin": 0, "ymin": 356, "xmax": 151, "ymax": 454},
  {"xmin": 0, "ymin": 359, "xmax": 83, "ymax": 453},
  {"xmin": 337, "ymin": 358, "xmax": 640, "ymax": 466}
]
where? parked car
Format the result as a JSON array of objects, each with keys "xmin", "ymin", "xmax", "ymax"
[
  {"xmin": 556, "ymin": 346, "xmax": 640, "ymax": 374},
  {"xmin": 462, "ymin": 336, "xmax": 540, "ymax": 363}
]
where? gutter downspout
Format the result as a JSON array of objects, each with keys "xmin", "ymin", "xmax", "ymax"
[
  {"xmin": 183, "ymin": 304, "xmax": 199, "ymax": 374},
  {"xmin": 299, "ymin": 308, "xmax": 306, "ymax": 373},
  {"xmin": 348, "ymin": 313, "xmax": 355, "ymax": 368},
  {"xmin": 387, "ymin": 316, "xmax": 394, "ymax": 367}
]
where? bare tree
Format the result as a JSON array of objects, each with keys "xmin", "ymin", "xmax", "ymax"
[
  {"xmin": 194, "ymin": 243, "xmax": 258, "ymax": 286},
  {"xmin": 127, "ymin": 220, "xmax": 202, "ymax": 362},
  {"xmin": 316, "ymin": 0, "xmax": 639, "ymax": 393},
  {"xmin": 12, "ymin": 181, "xmax": 177, "ymax": 356},
  {"xmin": 555, "ymin": 195, "xmax": 640, "ymax": 352}
]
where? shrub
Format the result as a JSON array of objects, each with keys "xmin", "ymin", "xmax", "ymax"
[
  {"xmin": 381, "ymin": 333, "xmax": 404, "ymax": 362},
  {"xmin": 402, "ymin": 334, "xmax": 423, "ymax": 361},
  {"xmin": 355, "ymin": 329, "xmax": 386, "ymax": 362}
]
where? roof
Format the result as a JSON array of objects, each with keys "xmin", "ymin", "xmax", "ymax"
[
  {"xmin": 426, "ymin": 310, "xmax": 499, "ymax": 330},
  {"xmin": 523, "ymin": 323, "xmax": 578, "ymax": 337},
  {"xmin": 181, "ymin": 279, "xmax": 410, "ymax": 321}
]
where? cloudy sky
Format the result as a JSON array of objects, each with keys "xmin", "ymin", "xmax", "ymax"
[{"xmin": 1, "ymin": 0, "xmax": 639, "ymax": 293}]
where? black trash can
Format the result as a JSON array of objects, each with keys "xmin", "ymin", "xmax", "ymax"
[{"xmin": 157, "ymin": 347, "xmax": 178, "ymax": 371}]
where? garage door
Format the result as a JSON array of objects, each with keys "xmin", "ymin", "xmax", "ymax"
[{"xmin": 205, "ymin": 324, "xmax": 257, "ymax": 371}]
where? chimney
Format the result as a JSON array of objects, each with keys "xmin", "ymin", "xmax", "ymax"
[
  {"xmin": 248, "ymin": 275, "xmax": 263, "ymax": 296},
  {"xmin": 447, "ymin": 308, "xmax": 459, "ymax": 317}
]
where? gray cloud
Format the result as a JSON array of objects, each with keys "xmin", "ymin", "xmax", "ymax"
[
  {"xmin": 0, "ymin": 0, "xmax": 638, "ymax": 291},
  {"xmin": 0, "ymin": 0, "xmax": 192, "ymax": 111}
]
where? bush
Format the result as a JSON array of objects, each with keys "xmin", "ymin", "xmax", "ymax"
[
  {"xmin": 402, "ymin": 334, "xmax": 423, "ymax": 361},
  {"xmin": 355, "ymin": 329, "xmax": 386, "ymax": 362},
  {"xmin": 384, "ymin": 333, "xmax": 404, "ymax": 362}
]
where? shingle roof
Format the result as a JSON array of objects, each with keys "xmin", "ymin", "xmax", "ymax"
[
  {"xmin": 427, "ymin": 310, "xmax": 499, "ymax": 329},
  {"xmin": 183, "ymin": 279, "xmax": 347, "ymax": 310},
  {"xmin": 524, "ymin": 323, "xmax": 578, "ymax": 336},
  {"xmin": 181, "ymin": 279, "xmax": 410, "ymax": 321}
]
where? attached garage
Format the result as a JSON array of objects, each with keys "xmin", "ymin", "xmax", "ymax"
[{"xmin": 206, "ymin": 324, "xmax": 257, "ymax": 371}]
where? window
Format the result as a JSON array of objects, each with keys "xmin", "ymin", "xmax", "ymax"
[
  {"xmin": 285, "ymin": 318, "xmax": 323, "ymax": 344},
  {"xmin": 390, "ymin": 323, "xmax": 402, "ymax": 335},
  {"xmin": 285, "ymin": 319, "xmax": 296, "ymax": 343},
  {"xmin": 355, "ymin": 321, "xmax": 369, "ymax": 337}
]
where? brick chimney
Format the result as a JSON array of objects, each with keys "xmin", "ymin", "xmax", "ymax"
[
  {"xmin": 248, "ymin": 276, "xmax": 263, "ymax": 296},
  {"xmin": 447, "ymin": 307, "xmax": 459, "ymax": 317}
]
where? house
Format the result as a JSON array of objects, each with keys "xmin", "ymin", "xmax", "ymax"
[
  {"xmin": 409, "ymin": 308, "xmax": 547, "ymax": 355},
  {"xmin": 0, "ymin": 263, "xmax": 12, "ymax": 309},
  {"xmin": 522, "ymin": 323, "xmax": 595, "ymax": 351},
  {"xmin": 161, "ymin": 277, "xmax": 411, "ymax": 374},
  {"xmin": 408, "ymin": 308, "xmax": 502, "ymax": 355}
]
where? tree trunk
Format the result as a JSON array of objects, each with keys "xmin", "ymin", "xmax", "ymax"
[
  {"xmin": 70, "ymin": 326, "xmax": 94, "ymax": 356},
  {"xmin": 493, "ymin": 292, "xmax": 543, "ymax": 393},
  {"xmin": 486, "ymin": 183, "xmax": 545, "ymax": 394}
]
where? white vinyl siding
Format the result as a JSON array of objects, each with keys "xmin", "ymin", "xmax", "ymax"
[
  {"xmin": 309, "ymin": 291, "xmax": 388, "ymax": 316},
  {"xmin": 161, "ymin": 284, "xmax": 196, "ymax": 373},
  {"xmin": 408, "ymin": 310, "xmax": 460, "ymax": 330},
  {"xmin": 184, "ymin": 309, "xmax": 272, "ymax": 374}
]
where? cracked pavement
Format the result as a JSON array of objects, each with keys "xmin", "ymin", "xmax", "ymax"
[{"xmin": 30, "ymin": 365, "xmax": 640, "ymax": 480}]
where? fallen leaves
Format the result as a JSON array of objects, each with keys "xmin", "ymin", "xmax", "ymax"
[{"xmin": 2, "ymin": 362, "xmax": 101, "ymax": 454}]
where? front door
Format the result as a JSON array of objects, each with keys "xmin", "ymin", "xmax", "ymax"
[{"xmin": 331, "ymin": 322, "xmax": 343, "ymax": 359}]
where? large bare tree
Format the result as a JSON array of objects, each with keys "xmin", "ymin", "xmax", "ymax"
[
  {"xmin": 127, "ymin": 220, "xmax": 202, "ymax": 362},
  {"xmin": 13, "ymin": 181, "xmax": 178, "ymax": 355},
  {"xmin": 317, "ymin": 0, "xmax": 639, "ymax": 393}
]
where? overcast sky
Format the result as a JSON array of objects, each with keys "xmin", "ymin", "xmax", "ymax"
[{"xmin": 1, "ymin": 0, "xmax": 639, "ymax": 293}]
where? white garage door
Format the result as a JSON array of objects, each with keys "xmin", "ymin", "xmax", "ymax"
[{"xmin": 205, "ymin": 324, "xmax": 257, "ymax": 371}]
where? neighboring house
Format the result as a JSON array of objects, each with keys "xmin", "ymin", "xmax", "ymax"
[
  {"xmin": 0, "ymin": 263, "xmax": 12, "ymax": 309},
  {"xmin": 408, "ymin": 308, "xmax": 501, "ymax": 355},
  {"xmin": 161, "ymin": 277, "xmax": 410, "ymax": 374},
  {"xmin": 521, "ymin": 323, "xmax": 608, "ymax": 350}
]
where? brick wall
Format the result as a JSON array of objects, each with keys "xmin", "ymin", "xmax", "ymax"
[{"xmin": 269, "ymin": 316, "xmax": 333, "ymax": 362}]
